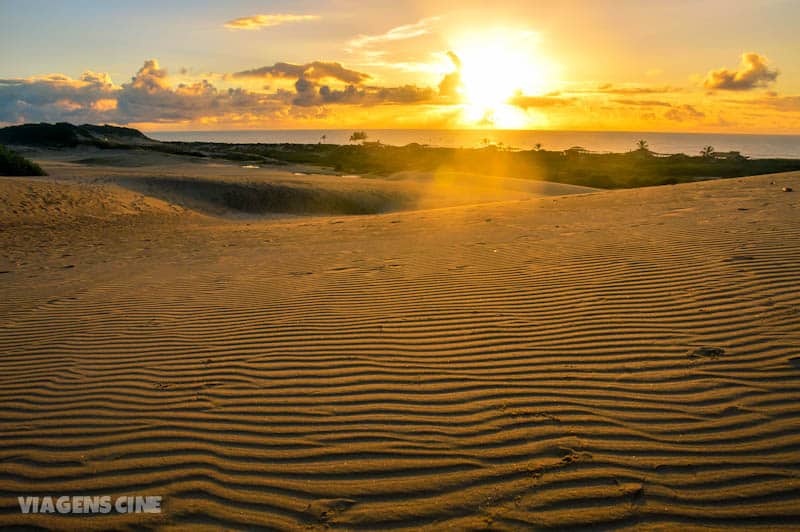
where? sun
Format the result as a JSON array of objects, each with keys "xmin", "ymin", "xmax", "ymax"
[
  {"xmin": 449, "ymin": 29, "xmax": 554, "ymax": 128},
  {"xmin": 458, "ymin": 43, "xmax": 544, "ymax": 108}
]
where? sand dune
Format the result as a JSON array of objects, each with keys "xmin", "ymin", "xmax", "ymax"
[
  {"xmin": 0, "ymin": 157, "xmax": 799, "ymax": 529},
  {"xmin": 1, "ymin": 149, "xmax": 596, "ymax": 222}
]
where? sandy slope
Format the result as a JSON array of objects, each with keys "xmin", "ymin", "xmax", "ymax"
[{"xmin": 0, "ymin": 155, "xmax": 799, "ymax": 530}]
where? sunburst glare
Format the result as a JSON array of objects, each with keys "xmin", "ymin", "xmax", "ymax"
[{"xmin": 449, "ymin": 29, "xmax": 555, "ymax": 128}]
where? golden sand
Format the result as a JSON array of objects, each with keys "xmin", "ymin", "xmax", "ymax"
[{"xmin": 1, "ymin": 152, "xmax": 798, "ymax": 530}]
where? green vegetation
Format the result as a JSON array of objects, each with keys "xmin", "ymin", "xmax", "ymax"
[
  {"xmin": 0, "ymin": 122, "xmax": 208, "ymax": 157},
  {"xmin": 124, "ymin": 177, "xmax": 413, "ymax": 215},
  {"xmin": 700, "ymin": 145, "xmax": 716, "ymax": 159},
  {"xmin": 183, "ymin": 142, "xmax": 800, "ymax": 189},
  {"xmin": 0, "ymin": 145, "xmax": 46, "ymax": 176},
  {"xmin": 349, "ymin": 131, "xmax": 368, "ymax": 143},
  {"xmin": 2, "ymin": 123, "xmax": 800, "ymax": 189},
  {"xmin": 0, "ymin": 122, "xmax": 150, "ymax": 148}
]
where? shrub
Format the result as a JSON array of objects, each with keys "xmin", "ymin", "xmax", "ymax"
[
  {"xmin": 0, "ymin": 145, "xmax": 47, "ymax": 176},
  {"xmin": 349, "ymin": 131, "xmax": 368, "ymax": 143}
]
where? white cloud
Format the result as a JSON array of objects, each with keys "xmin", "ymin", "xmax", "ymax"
[{"xmin": 347, "ymin": 17, "xmax": 441, "ymax": 49}]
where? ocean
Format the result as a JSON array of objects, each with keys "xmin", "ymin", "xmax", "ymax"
[{"xmin": 147, "ymin": 129, "xmax": 800, "ymax": 159}]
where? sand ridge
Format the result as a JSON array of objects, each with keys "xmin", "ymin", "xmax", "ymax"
[
  {"xmin": 0, "ymin": 159, "xmax": 799, "ymax": 529},
  {"xmin": 0, "ymin": 149, "xmax": 596, "ymax": 223}
]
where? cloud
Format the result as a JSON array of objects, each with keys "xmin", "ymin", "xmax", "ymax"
[
  {"xmin": 79, "ymin": 71, "xmax": 114, "ymax": 85},
  {"xmin": 726, "ymin": 93, "xmax": 800, "ymax": 112},
  {"xmin": 236, "ymin": 56, "xmax": 450, "ymax": 107},
  {"xmin": 291, "ymin": 78, "xmax": 436, "ymax": 107},
  {"xmin": 703, "ymin": 52, "xmax": 778, "ymax": 91},
  {"xmin": 437, "ymin": 51, "xmax": 462, "ymax": 98},
  {"xmin": 224, "ymin": 14, "xmax": 319, "ymax": 30},
  {"xmin": 663, "ymin": 104, "xmax": 705, "ymax": 122},
  {"xmin": 359, "ymin": 60, "xmax": 446, "ymax": 74},
  {"xmin": 91, "ymin": 98, "xmax": 118, "ymax": 111},
  {"xmin": 508, "ymin": 93, "xmax": 574, "ymax": 109},
  {"xmin": 584, "ymin": 84, "xmax": 680, "ymax": 95},
  {"xmin": 0, "ymin": 58, "xmax": 450, "ymax": 125},
  {"xmin": 373, "ymin": 85, "xmax": 437, "ymax": 104},
  {"xmin": 115, "ymin": 60, "xmax": 276, "ymax": 123},
  {"xmin": 233, "ymin": 61, "xmax": 370, "ymax": 85},
  {"xmin": 126, "ymin": 59, "xmax": 169, "ymax": 92},
  {"xmin": 0, "ymin": 59, "xmax": 275, "ymax": 124},
  {"xmin": 612, "ymin": 99, "xmax": 672, "ymax": 107},
  {"xmin": 609, "ymin": 99, "xmax": 706, "ymax": 122},
  {"xmin": 0, "ymin": 70, "xmax": 117, "ymax": 123},
  {"xmin": 761, "ymin": 95, "xmax": 800, "ymax": 111},
  {"xmin": 347, "ymin": 17, "xmax": 440, "ymax": 49}
]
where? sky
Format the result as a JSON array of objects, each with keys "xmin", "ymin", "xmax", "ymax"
[{"xmin": 1, "ymin": 0, "xmax": 799, "ymax": 133}]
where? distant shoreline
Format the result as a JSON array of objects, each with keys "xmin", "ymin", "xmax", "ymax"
[
  {"xmin": 147, "ymin": 128, "xmax": 800, "ymax": 159},
  {"xmin": 146, "ymin": 127, "xmax": 800, "ymax": 138}
]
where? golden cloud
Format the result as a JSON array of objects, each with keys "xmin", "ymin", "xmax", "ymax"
[
  {"xmin": 508, "ymin": 92, "xmax": 574, "ymax": 109},
  {"xmin": 233, "ymin": 62, "xmax": 370, "ymax": 85},
  {"xmin": 703, "ymin": 52, "xmax": 778, "ymax": 91},
  {"xmin": 663, "ymin": 104, "xmax": 705, "ymax": 122},
  {"xmin": 224, "ymin": 14, "xmax": 319, "ymax": 30},
  {"xmin": 576, "ymin": 84, "xmax": 680, "ymax": 95}
]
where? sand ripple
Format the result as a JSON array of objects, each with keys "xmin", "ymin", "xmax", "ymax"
[{"xmin": 0, "ymin": 172, "xmax": 799, "ymax": 529}]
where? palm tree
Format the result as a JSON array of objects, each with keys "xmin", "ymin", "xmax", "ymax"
[
  {"xmin": 636, "ymin": 139, "xmax": 649, "ymax": 152},
  {"xmin": 320, "ymin": 134, "xmax": 327, "ymax": 144},
  {"xmin": 700, "ymin": 145, "xmax": 715, "ymax": 159},
  {"xmin": 349, "ymin": 131, "xmax": 367, "ymax": 143}
]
